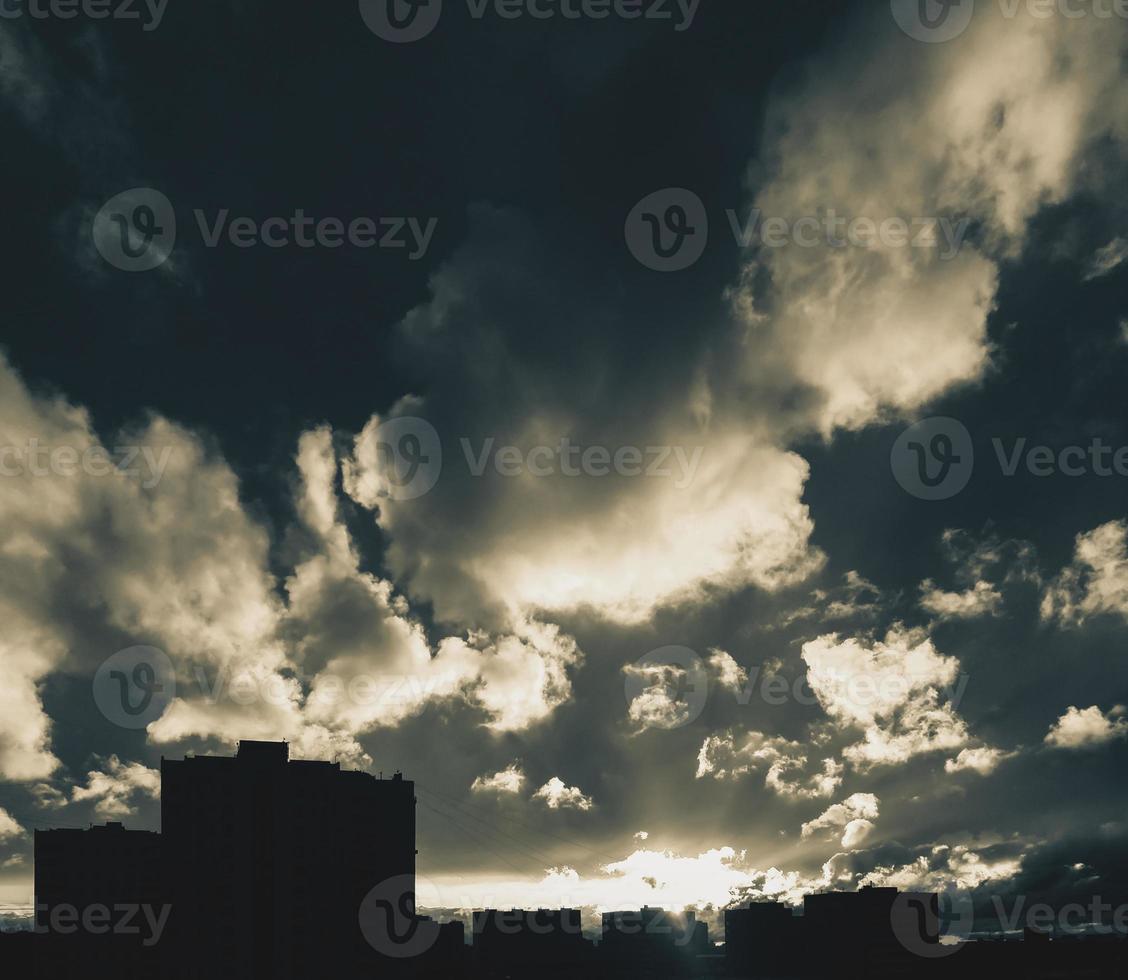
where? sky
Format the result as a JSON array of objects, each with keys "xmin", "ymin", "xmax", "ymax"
[{"xmin": 1, "ymin": 0, "xmax": 1128, "ymax": 941}]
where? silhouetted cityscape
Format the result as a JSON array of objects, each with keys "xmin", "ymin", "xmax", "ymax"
[{"xmin": 0, "ymin": 740, "xmax": 1122, "ymax": 978}]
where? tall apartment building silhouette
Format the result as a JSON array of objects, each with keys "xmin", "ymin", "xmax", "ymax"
[{"xmin": 161, "ymin": 740, "xmax": 415, "ymax": 980}]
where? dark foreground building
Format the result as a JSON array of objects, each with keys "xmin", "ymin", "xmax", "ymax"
[
  {"xmin": 33, "ymin": 822, "xmax": 164, "ymax": 980},
  {"xmin": 473, "ymin": 908, "xmax": 590, "ymax": 977},
  {"xmin": 162, "ymin": 739, "xmax": 416, "ymax": 980},
  {"xmin": 725, "ymin": 900, "xmax": 801, "ymax": 977},
  {"xmin": 27, "ymin": 740, "xmax": 416, "ymax": 980}
]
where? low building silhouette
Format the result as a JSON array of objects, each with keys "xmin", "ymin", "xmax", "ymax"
[
  {"xmin": 473, "ymin": 908, "xmax": 590, "ymax": 977},
  {"xmin": 32, "ymin": 822, "xmax": 163, "ymax": 979},
  {"xmin": 599, "ymin": 907, "xmax": 707, "ymax": 977}
]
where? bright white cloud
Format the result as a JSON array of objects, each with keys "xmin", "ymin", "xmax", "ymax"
[
  {"xmin": 729, "ymin": 7, "xmax": 1128, "ymax": 436},
  {"xmin": 1084, "ymin": 237, "xmax": 1128, "ymax": 281},
  {"xmin": 346, "ymin": 410, "xmax": 824, "ymax": 627},
  {"xmin": 153, "ymin": 429, "xmax": 581, "ymax": 751},
  {"xmin": 1045, "ymin": 705, "xmax": 1128, "ymax": 750},
  {"xmin": 532, "ymin": 777, "xmax": 593, "ymax": 811},
  {"xmin": 430, "ymin": 845, "xmax": 829, "ymax": 922},
  {"xmin": 0, "ymin": 809, "xmax": 24, "ymax": 843},
  {"xmin": 919, "ymin": 580, "xmax": 1003, "ymax": 620},
  {"xmin": 0, "ymin": 359, "xmax": 583, "ymax": 776},
  {"xmin": 707, "ymin": 649, "xmax": 749, "ymax": 693},
  {"xmin": 624, "ymin": 672, "xmax": 695, "ymax": 733},
  {"xmin": 696, "ymin": 729, "xmax": 843, "ymax": 800},
  {"xmin": 1042, "ymin": 521, "xmax": 1128, "ymax": 626},
  {"xmin": 471, "ymin": 764, "xmax": 526, "ymax": 795},
  {"xmin": 802, "ymin": 628, "xmax": 968, "ymax": 770},
  {"xmin": 944, "ymin": 746, "xmax": 1017, "ymax": 776},
  {"xmin": 851, "ymin": 844, "xmax": 1021, "ymax": 894},
  {"xmin": 801, "ymin": 793, "xmax": 880, "ymax": 848},
  {"xmin": 70, "ymin": 756, "xmax": 160, "ymax": 819}
]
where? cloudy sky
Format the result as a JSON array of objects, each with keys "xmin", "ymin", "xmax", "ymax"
[{"xmin": 1, "ymin": 0, "xmax": 1128, "ymax": 938}]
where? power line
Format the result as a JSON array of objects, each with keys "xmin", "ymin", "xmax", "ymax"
[
  {"xmin": 417, "ymin": 800, "xmax": 541, "ymax": 879},
  {"xmin": 418, "ymin": 792, "xmax": 560, "ymax": 870},
  {"xmin": 419, "ymin": 784, "xmax": 622, "ymax": 865}
]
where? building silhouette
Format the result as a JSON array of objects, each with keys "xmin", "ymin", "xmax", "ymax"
[
  {"xmin": 34, "ymin": 821, "xmax": 163, "ymax": 930},
  {"xmin": 725, "ymin": 901, "xmax": 801, "ymax": 977},
  {"xmin": 472, "ymin": 908, "xmax": 589, "ymax": 977},
  {"xmin": 598, "ymin": 906, "xmax": 708, "ymax": 977},
  {"xmin": 32, "ymin": 821, "xmax": 164, "ymax": 980},
  {"xmin": 161, "ymin": 739, "xmax": 415, "ymax": 980}
]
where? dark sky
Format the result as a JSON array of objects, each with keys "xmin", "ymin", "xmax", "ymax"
[{"xmin": 1, "ymin": 0, "xmax": 1128, "ymax": 938}]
